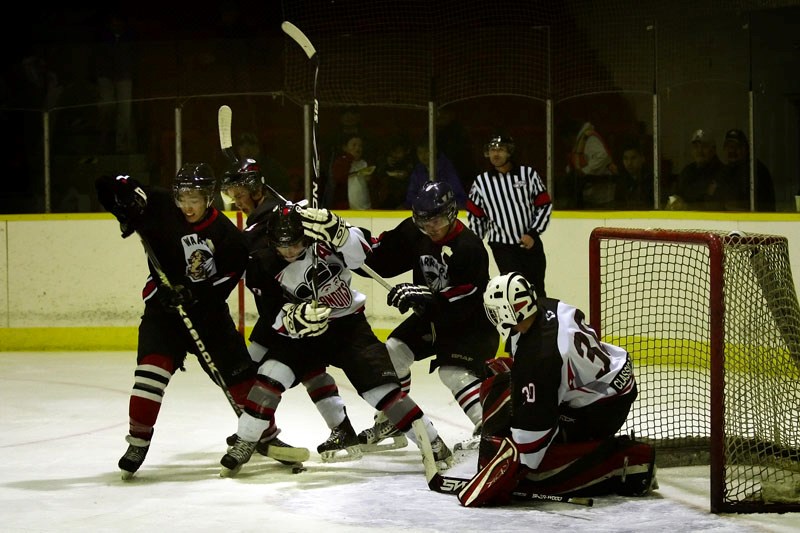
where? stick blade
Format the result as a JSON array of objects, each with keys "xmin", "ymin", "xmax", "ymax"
[
  {"xmin": 281, "ymin": 21, "xmax": 317, "ymax": 60},
  {"xmin": 218, "ymin": 105, "xmax": 237, "ymax": 164}
]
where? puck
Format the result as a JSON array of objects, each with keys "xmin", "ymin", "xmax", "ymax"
[{"xmin": 292, "ymin": 465, "xmax": 307, "ymax": 474}]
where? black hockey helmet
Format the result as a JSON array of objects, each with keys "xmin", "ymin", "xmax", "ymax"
[
  {"xmin": 266, "ymin": 202, "xmax": 307, "ymax": 248},
  {"xmin": 412, "ymin": 181, "xmax": 457, "ymax": 233},
  {"xmin": 173, "ymin": 162, "xmax": 217, "ymax": 208},
  {"xmin": 483, "ymin": 134, "xmax": 515, "ymax": 156},
  {"xmin": 220, "ymin": 158, "xmax": 265, "ymax": 197}
]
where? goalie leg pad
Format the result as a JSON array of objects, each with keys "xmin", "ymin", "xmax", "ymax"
[
  {"xmin": 458, "ymin": 437, "xmax": 525, "ymax": 507},
  {"xmin": 517, "ymin": 436, "xmax": 657, "ymax": 497}
]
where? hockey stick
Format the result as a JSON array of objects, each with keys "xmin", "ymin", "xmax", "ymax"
[
  {"xmin": 427, "ymin": 472, "xmax": 594, "ymax": 507},
  {"xmin": 282, "ymin": 20, "xmax": 320, "ymax": 302},
  {"xmin": 137, "ymin": 232, "xmax": 242, "ymax": 417},
  {"xmin": 218, "ymin": 105, "xmax": 237, "ymax": 164},
  {"xmin": 218, "ymin": 104, "xmax": 292, "ymax": 207}
]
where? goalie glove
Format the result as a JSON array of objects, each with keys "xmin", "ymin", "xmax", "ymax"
[
  {"xmin": 296, "ymin": 206, "xmax": 349, "ymax": 248},
  {"xmin": 95, "ymin": 174, "xmax": 147, "ymax": 238},
  {"xmin": 282, "ymin": 302, "xmax": 331, "ymax": 338},
  {"xmin": 387, "ymin": 283, "xmax": 433, "ymax": 315},
  {"xmin": 156, "ymin": 283, "xmax": 195, "ymax": 312}
]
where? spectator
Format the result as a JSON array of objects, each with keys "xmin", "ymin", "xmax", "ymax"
[
  {"xmin": 436, "ymin": 107, "xmax": 475, "ymax": 192},
  {"xmin": 94, "ymin": 10, "xmax": 136, "ymax": 154},
  {"xmin": 235, "ymin": 132, "xmax": 292, "ymax": 199},
  {"xmin": 613, "ymin": 140, "xmax": 654, "ymax": 210},
  {"xmin": 467, "ymin": 134, "xmax": 551, "ymax": 298},
  {"xmin": 405, "ymin": 137, "xmax": 467, "ymax": 209},
  {"xmin": 720, "ymin": 128, "xmax": 775, "ymax": 212},
  {"xmin": 370, "ymin": 133, "xmax": 415, "ymax": 209},
  {"xmin": 566, "ymin": 121, "xmax": 618, "ymax": 209},
  {"xmin": 668, "ymin": 128, "xmax": 726, "ymax": 210},
  {"xmin": 325, "ymin": 133, "xmax": 375, "ymax": 210}
]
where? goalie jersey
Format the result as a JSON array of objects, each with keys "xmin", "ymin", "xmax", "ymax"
[{"xmin": 509, "ymin": 298, "xmax": 635, "ymax": 469}]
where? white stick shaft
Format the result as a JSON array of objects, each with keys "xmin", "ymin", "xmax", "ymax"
[{"xmin": 360, "ymin": 264, "xmax": 393, "ymax": 291}]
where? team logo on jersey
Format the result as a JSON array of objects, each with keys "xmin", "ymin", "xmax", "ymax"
[
  {"xmin": 521, "ymin": 382, "xmax": 536, "ymax": 403},
  {"xmin": 294, "ymin": 262, "xmax": 352, "ymax": 309},
  {"xmin": 181, "ymin": 233, "xmax": 217, "ymax": 281},
  {"xmin": 419, "ymin": 254, "xmax": 449, "ymax": 291}
]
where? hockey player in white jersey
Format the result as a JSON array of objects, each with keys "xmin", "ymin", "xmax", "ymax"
[{"xmin": 219, "ymin": 202, "xmax": 452, "ymax": 476}]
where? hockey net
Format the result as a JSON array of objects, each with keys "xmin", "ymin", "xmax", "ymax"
[{"xmin": 589, "ymin": 227, "xmax": 800, "ymax": 513}]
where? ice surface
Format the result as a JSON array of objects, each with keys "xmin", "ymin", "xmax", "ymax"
[{"xmin": 1, "ymin": 352, "xmax": 798, "ymax": 533}]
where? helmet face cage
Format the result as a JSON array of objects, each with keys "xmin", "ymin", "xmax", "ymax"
[
  {"xmin": 483, "ymin": 272, "xmax": 537, "ymax": 337},
  {"xmin": 173, "ymin": 163, "xmax": 217, "ymax": 208},
  {"xmin": 266, "ymin": 203, "xmax": 307, "ymax": 249},
  {"xmin": 483, "ymin": 135, "xmax": 515, "ymax": 157},
  {"xmin": 412, "ymin": 181, "xmax": 458, "ymax": 232}
]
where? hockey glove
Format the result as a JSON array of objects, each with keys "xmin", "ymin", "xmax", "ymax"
[
  {"xmin": 156, "ymin": 283, "xmax": 195, "ymax": 311},
  {"xmin": 458, "ymin": 437, "xmax": 526, "ymax": 507},
  {"xmin": 296, "ymin": 207, "xmax": 349, "ymax": 248},
  {"xmin": 387, "ymin": 283, "xmax": 433, "ymax": 315},
  {"xmin": 95, "ymin": 174, "xmax": 147, "ymax": 238},
  {"xmin": 282, "ymin": 302, "xmax": 331, "ymax": 338}
]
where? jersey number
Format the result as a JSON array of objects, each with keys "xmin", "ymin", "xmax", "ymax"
[{"xmin": 572, "ymin": 309, "xmax": 611, "ymax": 379}]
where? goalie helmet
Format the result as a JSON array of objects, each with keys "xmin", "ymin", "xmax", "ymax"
[
  {"xmin": 173, "ymin": 162, "xmax": 217, "ymax": 208},
  {"xmin": 483, "ymin": 272, "xmax": 538, "ymax": 337},
  {"xmin": 266, "ymin": 203, "xmax": 307, "ymax": 248},
  {"xmin": 412, "ymin": 181, "xmax": 457, "ymax": 233},
  {"xmin": 220, "ymin": 158, "xmax": 264, "ymax": 196},
  {"xmin": 483, "ymin": 134, "xmax": 515, "ymax": 157}
]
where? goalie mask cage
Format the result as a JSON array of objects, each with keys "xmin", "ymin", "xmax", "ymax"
[{"xmin": 589, "ymin": 227, "xmax": 800, "ymax": 514}]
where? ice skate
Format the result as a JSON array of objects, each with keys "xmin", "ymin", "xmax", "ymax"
[
  {"xmin": 317, "ymin": 416, "xmax": 363, "ymax": 463},
  {"xmin": 220, "ymin": 436, "xmax": 257, "ymax": 477},
  {"xmin": 226, "ymin": 432, "xmax": 310, "ymax": 466},
  {"xmin": 454, "ymin": 422, "xmax": 483, "ymax": 452},
  {"xmin": 118, "ymin": 435, "xmax": 150, "ymax": 481},
  {"xmin": 431, "ymin": 435, "xmax": 454, "ymax": 471},
  {"xmin": 358, "ymin": 411, "xmax": 409, "ymax": 452}
]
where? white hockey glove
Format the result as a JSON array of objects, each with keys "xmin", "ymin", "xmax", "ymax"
[
  {"xmin": 387, "ymin": 283, "xmax": 433, "ymax": 315},
  {"xmin": 296, "ymin": 207, "xmax": 349, "ymax": 248},
  {"xmin": 281, "ymin": 302, "xmax": 331, "ymax": 338}
]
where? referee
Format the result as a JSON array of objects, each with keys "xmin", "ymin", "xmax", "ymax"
[{"xmin": 466, "ymin": 134, "xmax": 552, "ymax": 297}]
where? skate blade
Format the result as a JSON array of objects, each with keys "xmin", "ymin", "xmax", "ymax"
[
  {"xmin": 453, "ymin": 437, "xmax": 480, "ymax": 452},
  {"xmin": 219, "ymin": 465, "xmax": 242, "ymax": 478},
  {"xmin": 320, "ymin": 445, "xmax": 364, "ymax": 463},
  {"xmin": 261, "ymin": 445, "xmax": 310, "ymax": 464},
  {"xmin": 359, "ymin": 435, "xmax": 409, "ymax": 453},
  {"xmin": 120, "ymin": 470, "xmax": 135, "ymax": 481}
]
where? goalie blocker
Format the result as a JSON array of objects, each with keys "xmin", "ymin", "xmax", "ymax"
[{"xmin": 461, "ymin": 368, "xmax": 656, "ymax": 506}]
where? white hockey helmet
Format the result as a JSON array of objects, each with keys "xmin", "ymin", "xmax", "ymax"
[{"xmin": 483, "ymin": 272, "xmax": 538, "ymax": 336}]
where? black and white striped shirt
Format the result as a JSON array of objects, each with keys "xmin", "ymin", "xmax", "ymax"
[{"xmin": 466, "ymin": 164, "xmax": 552, "ymax": 244}]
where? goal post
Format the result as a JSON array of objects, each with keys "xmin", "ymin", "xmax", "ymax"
[{"xmin": 589, "ymin": 227, "xmax": 800, "ymax": 514}]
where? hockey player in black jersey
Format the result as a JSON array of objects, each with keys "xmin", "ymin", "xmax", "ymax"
[
  {"xmin": 357, "ymin": 181, "xmax": 500, "ymax": 452},
  {"xmin": 220, "ymin": 159, "xmax": 352, "ymax": 461},
  {"xmin": 219, "ymin": 202, "xmax": 453, "ymax": 475},
  {"xmin": 95, "ymin": 164, "xmax": 306, "ymax": 480}
]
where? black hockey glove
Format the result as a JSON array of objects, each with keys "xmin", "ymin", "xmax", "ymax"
[
  {"xmin": 156, "ymin": 283, "xmax": 195, "ymax": 311},
  {"xmin": 296, "ymin": 206, "xmax": 349, "ymax": 248},
  {"xmin": 95, "ymin": 174, "xmax": 147, "ymax": 238},
  {"xmin": 387, "ymin": 283, "xmax": 433, "ymax": 315}
]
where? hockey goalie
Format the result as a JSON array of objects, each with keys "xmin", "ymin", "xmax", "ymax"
[{"xmin": 457, "ymin": 272, "xmax": 657, "ymax": 507}]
